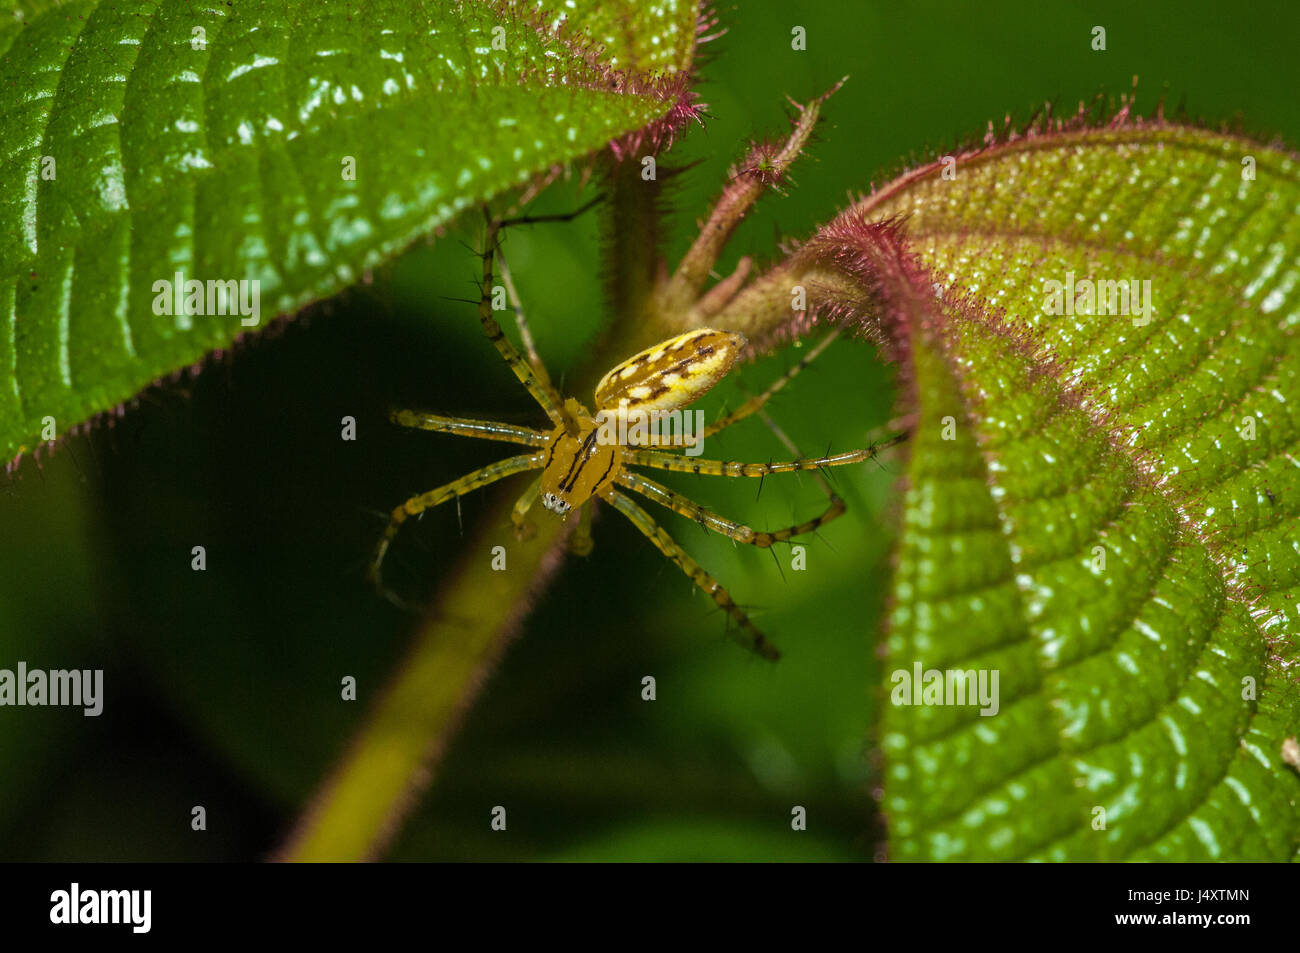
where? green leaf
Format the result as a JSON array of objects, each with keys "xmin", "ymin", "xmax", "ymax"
[
  {"xmin": 0, "ymin": 0, "xmax": 697, "ymax": 466},
  {"xmin": 835, "ymin": 122, "xmax": 1300, "ymax": 860}
]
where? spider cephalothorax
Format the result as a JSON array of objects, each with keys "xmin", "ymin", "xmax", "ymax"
[
  {"xmin": 534, "ymin": 330, "xmax": 744, "ymax": 516},
  {"xmin": 369, "ymin": 219, "xmax": 891, "ymax": 660},
  {"xmin": 538, "ymin": 405, "xmax": 617, "ymax": 516}
]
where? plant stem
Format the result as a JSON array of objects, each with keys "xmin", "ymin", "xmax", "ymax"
[
  {"xmin": 273, "ymin": 94, "xmax": 857, "ymax": 861},
  {"xmin": 276, "ymin": 173, "xmax": 681, "ymax": 862},
  {"xmin": 274, "ymin": 495, "xmax": 573, "ymax": 862}
]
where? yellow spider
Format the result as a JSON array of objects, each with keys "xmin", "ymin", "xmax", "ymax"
[{"xmin": 369, "ymin": 219, "xmax": 888, "ymax": 660}]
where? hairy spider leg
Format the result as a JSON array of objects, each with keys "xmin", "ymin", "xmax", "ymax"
[
  {"xmin": 624, "ymin": 444, "xmax": 872, "ymax": 550},
  {"xmin": 752, "ymin": 403, "xmax": 841, "ymax": 508},
  {"xmin": 601, "ymin": 488, "xmax": 780, "ymax": 661},
  {"xmin": 479, "ymin": 217, "xmax": 568, "ymax": 427},
  {"xmin": 511, "ymin": 475, "xmax": 543, "ymax": 540},
  {"xmin": 616, "ymin": 470, "xmax": 845, "ymax": 547},
  {"xmin": 569, "ymin": 501, "xmax": 595, "ymax": 556},
  {"xmin": 389, "ymin": 409, "xmax": 549, "ymax": 447},
  {"xmin": 494, "ymin": 240, "xmax": 553, "ymax": 392},
  {"xmin": 368, "ymin": 452, "xmax": 545, "ymax": 596},
  {"xmin": 631, "ymin": 329, "xmax": 842, "ymax": 450},
  {"xmin": 626, "ymin": 447, "xmax": 877, "ymax": 477},
  {"xmin": 702, "ymin": 329, "xmax": 842, "ymax": 439}
]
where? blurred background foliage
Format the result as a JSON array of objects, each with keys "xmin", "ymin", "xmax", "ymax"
[{"xmin": 2, "ymin": 0, "xmax": 1297, "ymax": 861}]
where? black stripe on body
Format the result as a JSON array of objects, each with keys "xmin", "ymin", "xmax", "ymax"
[
  {"xmin": 593, "ymin": 452, "xmax": 617, "ymax": 491},
  {"xmin": 559, "ymin": 430, "xmax": 600, "ymax": 492}
]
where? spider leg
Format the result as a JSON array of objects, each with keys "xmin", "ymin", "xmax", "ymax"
[
  {"xmin": 634, "ymin": 329, "xmax": 843, "ymax": 452},
  {"xmin": 618, "ymin": 471, "xmax": 845, "ymax": 547},
  {"xmin": 601, "ymin": 488, "xmax": 780, "ymax": 661},
  {"xmin": 626, "ymin": 446, "xmax": 879, "ymax": 477},
  {"xmin": 701, "ymin": 329, "xmax": 841, "ymax": 438},
  {"xmin": 389, "ymin": 410, "xmax": 549, "ymax": 447},
  {"xmin": 569, "ymin": 501, "xmax": 595, "ymax": 556},
  {"xmin": 511, "ymin": 475, "xmax": 543, "ymax": 541},
  {"xmin": 498, "ymin": 195, "xmax": 603, "ymax": 230},
  {"xmin": 756, "ymin": 405, "xmax": 836, "ymax": 499},
  {"xmin": 369, "ymin": 452, "xmax": 545, "ymax": 594},
  {"xmin": 495, "ymin": 241, "xmax": 553, "ymax": 390},
  {"xmin": 479, "ymin": 217, "xmax": 568, "ymax": 427}
]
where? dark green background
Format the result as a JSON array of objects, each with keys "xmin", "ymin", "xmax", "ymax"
[{"xmin": 3, "ymin": 1, "xmax": 1297, "ymax": 861}]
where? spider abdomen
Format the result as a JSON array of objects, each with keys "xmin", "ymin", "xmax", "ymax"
[{"xmin": 593, "ymin": 329, "xmax": 745, "ymax": 417}]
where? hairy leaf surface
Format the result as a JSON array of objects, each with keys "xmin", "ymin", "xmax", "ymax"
[
  {"xmin": 843, "ymin": 122, "xmax": 1300, "ymax": 860},
  {"xmin": 0, "ymin": 0, "xmax": 697, "ymax": 464}
]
